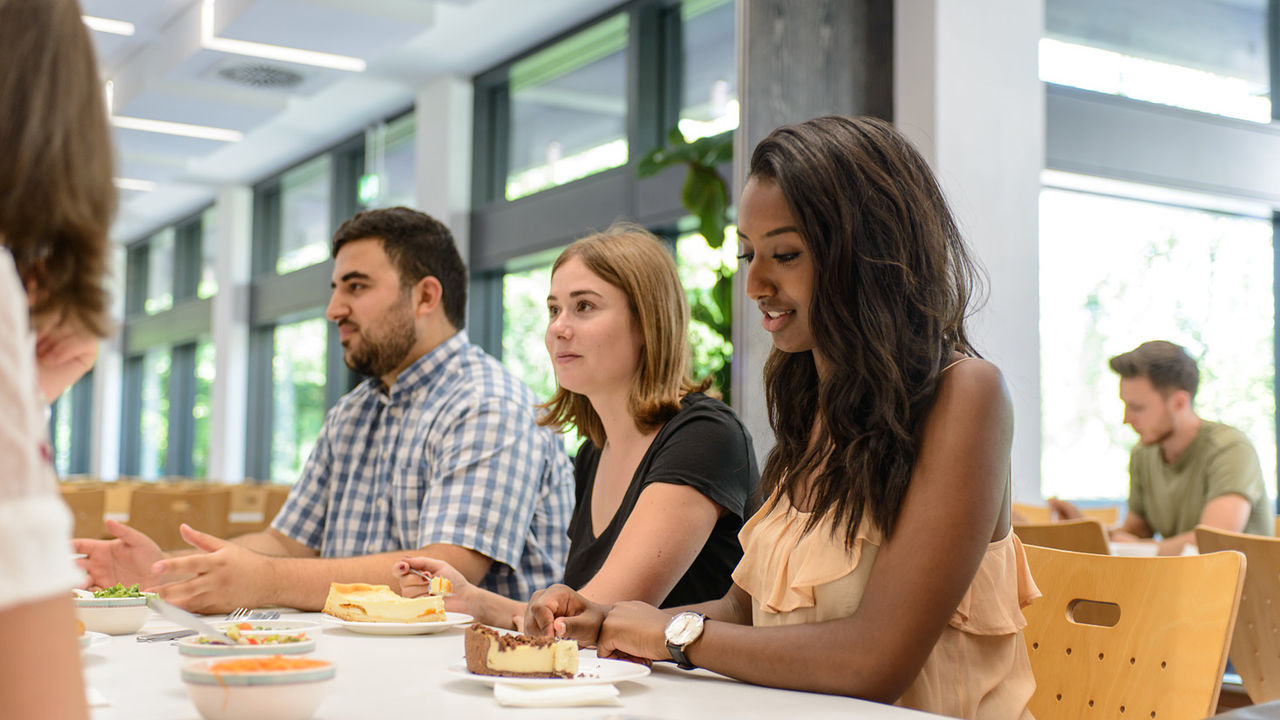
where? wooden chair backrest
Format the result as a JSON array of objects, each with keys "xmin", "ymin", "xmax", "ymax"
[
  {"xmin": 103, "ymin": 480, "xmax": 142, "ymax": 515},
  {"xmin": 1013, "ymin": 502, "xmax": 1119, "ymax": 526},
  {"xmin": 226, "ymin": 484, "xmax": 271, "ymax": 536},
  {"xmin": 127, "ymin": 486, "xmax": 231, "ymax": 551},
  {"xmin": 1022, "ymin": 545, "xmax": 1245, "ymax": 720},
  {"xmin": 59, "ymin": 485, "xmax": 106, "ymax": 539},
  {"xmin": 1273, "ymin": 515, "xmax": 1279, "ymax": 538},
  {"xmin": 262, "ymin": 484, "xmax": 292, "ymax": 526},
  {"xmin": 1014, "ymin": 518, "xmax": 1111, "ymax": 555},
  {"xmin": 1196, "ymin": 525, "xmax": 1280, "ymax": 704}
]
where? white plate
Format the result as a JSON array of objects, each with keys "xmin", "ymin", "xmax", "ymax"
[
  {"xmin": 80, "ymin": 630, "xmax": 110, "ymax": 652},
  {"xmin": 446, "ymin": 656, "xmax": 651, "ymax": 687},
  {"xmin": 319, "ymin": 612, "xmax": 473, "ymax": 635}
]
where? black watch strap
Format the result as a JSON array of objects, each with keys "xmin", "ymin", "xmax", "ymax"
[{"xmin": 667, "ymin": 641, "xmax": 696, "ymax": 670}]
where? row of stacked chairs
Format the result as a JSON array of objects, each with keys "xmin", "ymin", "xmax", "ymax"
[{"xmin": 58, "ymin": 477, "xmax": 292, "ymax": 550}]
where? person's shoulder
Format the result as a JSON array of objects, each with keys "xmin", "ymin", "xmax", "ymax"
[
  {"xmin": 671, "ymin": 392, "xmax": 750, "ymax": 432},
  {"xmin": 1201, "ymin": 420, "xmax": 1260, "ymax": 454},
  {"xmin": 936, "ymin": 357, "xmax": 1009, "ymax": 408},
  {"xmin": 444, "ymin": 341, "xmax": 538, "ymax": 406}
]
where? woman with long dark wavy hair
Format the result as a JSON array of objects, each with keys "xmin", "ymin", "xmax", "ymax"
[{"xmin": 523, "ymin": 116, "xmax": 1038, "ymax": 719}]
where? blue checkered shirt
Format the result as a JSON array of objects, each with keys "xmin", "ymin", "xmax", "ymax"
[{"xmin": 272, "ymin": 332, "xmax": 573, "ymax": 601}]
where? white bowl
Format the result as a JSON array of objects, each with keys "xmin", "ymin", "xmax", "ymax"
[
  {"xmin": 74, "ymin": 596, "xmax": 151, "ymax": 635},
  {"xmin": 178, "ymin": 631, "xmax": 317, "ymax": 657},
  {"xmin": 181, "ymin": 655, "xmax": 335, "ymax": 720}
]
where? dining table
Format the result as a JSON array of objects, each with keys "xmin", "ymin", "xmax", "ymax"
[{"xmin": 82, "ymin": 611, "xmax": 945, "ymax": 719}]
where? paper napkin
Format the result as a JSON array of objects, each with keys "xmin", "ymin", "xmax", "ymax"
[{"xmin": 493, "ymin": 682, "xmax": 621, "ymax": 707}]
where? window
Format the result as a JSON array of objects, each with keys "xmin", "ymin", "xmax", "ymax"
[
  {"xmin": 192, "ymin": 340, "xmax": 216, "ymax": 478},
  {"xmin": 138, "ymin": 346, "xmax": 172, "ymax": 479},
  {"xmin": 506, "ymin": 13, "xmax": 630, "ymax": 200},
  {"xmin": 277, "ymin": 155, "xmax": 333, "ymax": 274},
  {"xmin": 199, "ymin": 207, "xmax": 218, "ymax": 299},
  {"xmin": 1039, "ymin": 186, "xmax": 1275, "ymax": 500},
  {"xmin": 676, "ymin": 229, "xmax": 736, "ymax": 396},
  {"xmin": 502, "ymin": 256, "xmax": 558, "ymax": 403},
  {"xmin": 677, "ymin": 0, "xmax": 738, "ymax": 141},
  {"xmin": 144, "ymin": 229, "xmax": 175, "ymax": 315},
  {"xmin": 362, "ymin": 113, "xmax": 416, "ymax": 209},
  {"xmin": 1042, "ymin": 0, "xmax": 1271, "ymax": 123},
  {"xmin": 271, "ymin": 317, "xmax": 328, "ymax": 483}
]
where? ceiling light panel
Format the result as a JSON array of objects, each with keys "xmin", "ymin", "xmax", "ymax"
[
  {"xmin": 112, "ymin": 115, "xmax": 243, "ymax": 142},
  {"xmin": 83, "ymin": 15, "xmax": 135, "ymax": 35},
  {"xmin": 201, "ymin": 0, "xmax": 367, "ymax": 72}
]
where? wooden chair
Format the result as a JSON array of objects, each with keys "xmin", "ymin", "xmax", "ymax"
[
  {"xmin": 127, "ymin": 485, "xmax": 231, "ymax": 551},
  {"xmin": 227, "ymin": 483, "xmax": 270, "ymax": 536},
  {"xmin": 262, "ymin": 484, "xmax": 292, "ymax": 527},
  {"xmin": 1013, "ymin": 502, "xmax": 1119, "ymax": 525},
  {"xmin": 59, "ymin": 484, "xmax": 106, "ymax": 539},
  {"xmin": 1022, "ymin": 545, "xmax": 1245, "ymax": 720},
  {"xmin": 1196, "ymin": 526, "xmax": 1280, "ymax": 704},
  {"xmin": 1273, "ymin": 515, "xmax": 1279, "ymax": 538},
  {"xmin": 103, "ymin": 479, "xmax": 142, "ymax": 517},
  {"xmin": 1014, "ymin": 518, "xmax": 1111, "ymax": 555}
]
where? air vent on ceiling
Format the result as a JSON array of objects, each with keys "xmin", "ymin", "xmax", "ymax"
[{"xmin": 215, "ymin": 62, "xmax": 305, "ymax": 90}]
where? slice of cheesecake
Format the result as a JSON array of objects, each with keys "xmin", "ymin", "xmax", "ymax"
[
  {"xmin": 322, "ymin": 582, "xmax": 445, "ymax": 623},
  {"xmin": 464, "ymin": 624, "xmax": 578, "ymax": 678}
]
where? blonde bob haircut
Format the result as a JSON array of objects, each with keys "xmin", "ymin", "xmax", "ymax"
[
  {"xmin": 0, "ymin": 0, "xmax": 114, "ymax": 336},
  {"xmin": 538, "ymin": 223, "xmax": 711, "ymax": 447}
]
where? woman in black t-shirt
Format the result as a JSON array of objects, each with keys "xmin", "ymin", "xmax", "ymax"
[{"xmin": 394, "ymin": 224, "xmax": 758, "ymax": 627}]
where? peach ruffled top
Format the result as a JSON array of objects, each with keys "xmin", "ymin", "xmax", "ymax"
[{"xmin": 731, "ymin": 494, "xmax": 1041, "ymax": 720}]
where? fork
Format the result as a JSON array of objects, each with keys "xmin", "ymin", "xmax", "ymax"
[{"xmin": 225, "ymin": 608, "xmax": 281, "ymax": 622}]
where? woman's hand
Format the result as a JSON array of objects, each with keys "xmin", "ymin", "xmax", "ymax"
[
  {"xmin": 34, "ymin": 319, "xmax": 98, "ymax": 402},
  {"xmin": 597, "ymin": 600, "xmax": 673, "ymax": 662},
  {"xmin": 393, "ymin": 556, "xmax": 472, "ymax": 614},
  {"xmin": 523, "ymin": 584, "xmax": 609, "ymax": 645}
]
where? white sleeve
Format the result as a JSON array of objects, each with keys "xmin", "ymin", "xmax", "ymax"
[{"xmin": 0, "ymin": 250, "xmax": 79, "ymax": 609}]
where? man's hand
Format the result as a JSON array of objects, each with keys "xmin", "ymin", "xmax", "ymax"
[
  {"xmin": 72, "ymin": 520, "xmax": 164, "ymax": 590},
  {"xmin": 1046, "ymin": 497, "xmax": 1082, "ymax": 521},
  {"xmin": 147, "ymin": 524, "xmax": 274, "ymax": 613},
  {"xmin": 393, "ymin": 556, "xmax": 471, "ymax": 614},
  {"xmin": 34, "ymin": 320, "xmax": 98, "ymax": 402},
  {"xmin": 597, "ymin": 601, "xmax": 673, "ymax": 662},
  {"xmin": 523, "ymin": 584, "xmax": 609, "ymax": 645}
]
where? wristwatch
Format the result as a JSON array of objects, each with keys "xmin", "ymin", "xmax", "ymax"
[{"xmin": 664, "ymin": 611, "xmax": 706, "ymax": 670}]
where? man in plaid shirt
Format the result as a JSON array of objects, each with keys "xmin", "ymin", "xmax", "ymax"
[{"xmin": 76, "ymin": 208, "xmax": 573, "ymax": 612}]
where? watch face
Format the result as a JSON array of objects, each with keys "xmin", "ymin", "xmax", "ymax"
[{"xmin": 666, "ymin": 612, "xmax": 704, "ymax": 645}]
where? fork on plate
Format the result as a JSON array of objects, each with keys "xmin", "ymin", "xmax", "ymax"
[{"xmin": 226, "ymin": 608, "xmax": 281, "ymax": 622}]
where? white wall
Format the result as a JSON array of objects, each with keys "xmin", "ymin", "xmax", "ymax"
[{"xmin": 895, "ymin": 0, "xmax": 1046, "ymax": 502}]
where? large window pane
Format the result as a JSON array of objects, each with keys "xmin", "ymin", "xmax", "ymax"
[
  {"xmin": 363, "ymin": 114, "xmax": 416, "ymax": 209},
  {"xmin": 192, "ymin": 340, "xmax": 216, "ymax": 478},
  {"xmin": 506, "ymin": 13, "xmax": 629, "ymax": 201},
  {"xmin": 271, "ymin": 317, "xmax": 328, "ymax": 483},
  {"xmin": 277, "ymin": 156, "xmax": 333, "ymax": 275},
  {"xmin": 139, "ymin": 347, "xmax": 172, "ymax": 479},
  {"xmin": 1040, "ymin": 187, "xmax": 1275, "ymax": 500},
  {"xmin": 199, "ymin": 207, "xmax": 218, "ymax": 299},
  {"xmin": 678, "ymin": 0, "xmax": 738, "ymax": 141},
  {"xmin": 502, "ymin": 260, "xmax": 557, "ymax": 403},
  {"xmin": 144, "ymin": 229, "xmax": 174, "ymax": 315},
  {"xmin": 51, "ymin": 388, "xmax": 73, "ymax": 476},
  {"xmin": 676, "ymin": 229, "xmax": 735, "ymax": 398},
  {"xmin": 1042, "ymin": 0, "xmax": 1271, "ymax": 123}
]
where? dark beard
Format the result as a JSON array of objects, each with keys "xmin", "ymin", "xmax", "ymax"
[{"xmin": 344, "ymin": 306, "xmax": 417, "ymax": 380}]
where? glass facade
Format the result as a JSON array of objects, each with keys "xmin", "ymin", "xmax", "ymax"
[
  {"xmin": 277, "ymin": 155, "xmax": 333, "ymax": 274},
  {"xmin": 1039, "ymin": 187, "xmax": 1275, "ymax": 500},
  {"xmin": 138, "ymin": 346, "xmax": 172, "ymax": 479},
  {"xmin": 144, "ymin": 228, "xmax": 175, "ymax": 315},
  {"xmin": 271, "ymin": 317, "xmax": 329, "ymax": 483},
  {"xmin": 192, "ymin": 340, "xmax": 216, "ymax": 478},
  {"xmin": 678, "ymin": 0, "xmax": 738, "ymax": 141},
  {"xmin": 199, "ymin": 206, "xmax": 218, "ymax": 299},
  {"xmin": 505, "ymin": 13, "xmax": 630, "ymax": 200},
  {"xmin": 1042, "ymin": 0, "xmax": 1271, "ymax": 122}
]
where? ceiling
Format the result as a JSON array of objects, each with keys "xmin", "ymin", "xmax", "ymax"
[{"xmin": 84, "ymin": 0, "xmax": 622, "ymax": 243}]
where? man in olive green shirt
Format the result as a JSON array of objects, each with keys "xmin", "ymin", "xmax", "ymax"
[{"xmin": 1053, "ymin": 341, "xmax": 1271, "ymax": 554}]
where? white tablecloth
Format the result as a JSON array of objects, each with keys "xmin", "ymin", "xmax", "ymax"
[{"xmin": 83, "ymin": 612, "xmax": 942, "ymax": 719}]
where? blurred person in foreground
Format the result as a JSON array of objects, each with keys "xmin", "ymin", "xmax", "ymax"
[
  {"xmin": 1051, "ymin": 340, "xmax": 1271, "ymax": 554},
  {"xmin": 0, "ymin": 0, "xmax": 116, "ymax": 717}
]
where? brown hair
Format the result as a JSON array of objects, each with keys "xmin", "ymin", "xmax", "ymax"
[
  {"xmin": 0, "ymin": 0, "xmax": 115, "ymax": 336},
  {"xmin": 331, "ymin": 207, "xmax": 468, "ymax": 330},
  {"xmin": 538, "ymin": 223, "xmax": 711, "ymax": 447},
  {"xmin": 1109, "ymin": 340, "xmax": 1199, "ymax": 399},
  {"xmin": 750, "ymin": 116, "xmax": 985, "ymax": 546}
]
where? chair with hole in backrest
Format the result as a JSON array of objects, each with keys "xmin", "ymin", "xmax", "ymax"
[
  {"xmin": 1014, "ymin": 518, "xmax": 1111, "ymax": 555},
  {"xmin": 127, "ymin": 485, "xmax": 231, "ymax": 551},
  {"xmin": 1021, "ymin": 545, "xmax": 1245, "ymax": 720},
  {"xmin": 1196, "ymin": 525, "xmax": 1280, "ymax": 705}
]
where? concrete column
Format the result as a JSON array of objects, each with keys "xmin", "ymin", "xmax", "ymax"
[
  {"xmin": 414, "ymin": 75, "xmax": 474, "ymax": 264},
  {"xmin": 733, "ymin": 0, "xmax": 893, "ymax": 463},
  {"xmin": 207, "ymin": 186, "xmax": 253, "ymax": 482},
  {"xmin": 895, "ymin": 0, "xmax": 1045, "ymax": 501}
]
